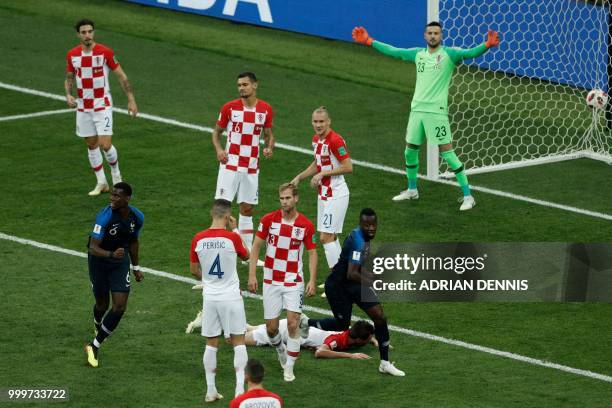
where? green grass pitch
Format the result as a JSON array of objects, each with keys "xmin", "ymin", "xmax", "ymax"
[{"xmin": 1, "ymin": 1, "xmax": 611, "ymax": 407}]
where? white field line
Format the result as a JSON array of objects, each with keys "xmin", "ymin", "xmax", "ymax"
[
  {"xmin": 2, "ymin": 80, "xmax": 612, "ymax": 223},
  {"xmin": 0, "ymin": 108, "xmax": 74, "ymax": 122},
  {"xmin": 1, "ymin": 231, "xmax": 611, "ymax": 383}
]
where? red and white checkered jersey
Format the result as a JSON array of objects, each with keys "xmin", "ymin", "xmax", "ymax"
[
  {"xmin": 230, "ymin": 389, "xmax": 282, "ymax": 408},
  {"xmin": 312, "ymin": 129, "xmax": 350, "ymax": 200},
  {"xmin": 190, "ymin": 228, "xmax": 248, "ymax": 301},
  {"xmin": 217, "ymin": 99, "xmax": 274, "ymax": 174},
  {"xmin": 256, "ymin": 210, "xmax": 316, "ymax": 287},
  {"xmin": 66, "ymin": 44, "xmax": 119, "ymax": 112}
]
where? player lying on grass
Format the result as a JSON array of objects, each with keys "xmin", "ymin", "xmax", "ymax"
[
  {"xmin": 245, "ymin": 318, "xmax": 376, "ymax": 359},
  {"xmin": 188, "ymin": 313, "xmax": 377, "ymax": 360}
]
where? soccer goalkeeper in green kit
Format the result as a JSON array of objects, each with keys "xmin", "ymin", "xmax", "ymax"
[{"xmin": 352, "ymin": 22, "xmax": 500, "ymax": 211}]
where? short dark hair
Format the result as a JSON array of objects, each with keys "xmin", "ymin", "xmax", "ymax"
[
  {"xmin": 360, "ymin": 208, "xmax": 376, "ymax": 220},
  {"xmin": 113, "ymin": 182, "xmax": 132, "ymax": 196},
  {"xmin": 238, "ymin": 72, "xmax": 257, "ymax": 82},
  {"xmin": 426, "ymin": 21, "xmax": 442, "ymax": 30},
  {"xmin": 75, "ymin": 19, "xmax": 95, "ymax": 32},
  {"xmin": 245, "ymin": 359, "xmax": 265, "ymax": 384},
  {"xmin": 349, "ymin": 320, "xmax": 375, "ymax": 340},
  {"xmin": 211, "ymin": 199, "xmax": 232, "ymax": 219}
]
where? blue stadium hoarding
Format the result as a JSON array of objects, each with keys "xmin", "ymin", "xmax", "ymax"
[
  {"xmin": 125, "ymin": 0, "xmax": 607, "ymax": 90},
  {"xmin": 125, "ymin": 0, "xmax": 427, "ymax": 47}
]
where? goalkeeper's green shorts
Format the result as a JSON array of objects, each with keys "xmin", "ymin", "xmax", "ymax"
[{"xmin": 405, "ymin": 111, "xmax": 452, "ymax": 145}]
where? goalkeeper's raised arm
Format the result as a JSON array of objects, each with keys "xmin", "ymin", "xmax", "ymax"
[
  {"xmin": 352, "ymin": 26, "xmax": 499, "ymax": 62},
  {"xmin": 350, "ymin": 22, "xmax": 500, "ymax": 212},
  {"xmin": 352, "ymin": 26, "xmax": 418, "ymax": 61},
  {"xmin": 446, "ymin": 29, "xmax": 500, "ymax": 63}
]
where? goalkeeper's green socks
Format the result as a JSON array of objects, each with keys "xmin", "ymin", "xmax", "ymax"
[
  {"xmin": 441, "ymin": 150, "xmax": 470, "ymax": 196},
  {"xmin": 405, "ymin": 146, "xmax": 419, "ymax": 190}
]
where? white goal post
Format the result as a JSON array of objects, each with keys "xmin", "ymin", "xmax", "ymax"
[{"xmin": 426, "ymin": 0, "xmax": 612, "ymax": 179}]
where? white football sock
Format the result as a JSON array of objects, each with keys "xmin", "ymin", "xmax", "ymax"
[
  {"xmin": 103, "ymin": 145, "xmax": 121, "ymax": 182},
  {"xmin": 323, "ymin": 240, "xmax": 341, "ymax": 268},
  {"xmin": 334, "ymin": 238, "xmax": 342, "ymax": 254},
  {"xmin": 203, "ymin": 345, "xmax": 218, "ymax": 395},
  {"xmin": 103, "ymin": 145, "xmax": 119, "ymax": 170},
  {"xmin": 269, "ymin": 331, "xmax": 286, "ymax": 353},
  {"xmin": 238, "ymin": 215, "xmax": 254, "ymax": 250},
  {"xmin": 88, "ymin": 148, "xmax": 107, "ymax": 185},
  {"xmin": 233, "ymin": 345, "xmax": 248, "ymax": 396},
  {"xmin": 285, "ymin": 335, "xmax": 300, "ymax": 368}
]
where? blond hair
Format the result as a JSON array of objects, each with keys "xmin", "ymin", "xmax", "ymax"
[
  {"xmin": 279, "ymin": 182, "xmax": 298, "ymax": 196},
  {"xmin": 312, "ymin": 106, "xmax": 330, "ymax": 118}
]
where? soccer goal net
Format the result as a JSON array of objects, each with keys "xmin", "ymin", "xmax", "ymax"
[{"xmin": 429, "ymin": 0, "xmax": 612, "ymax": 178}]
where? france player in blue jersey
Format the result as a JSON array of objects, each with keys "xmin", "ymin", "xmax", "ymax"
[
  {"xmin": 84, "ymin": 182, "xmax": 144, "ymax": 368},
  {"xmin": 301, "ymin": 208, "xmax": 405, "ymax": 376}
]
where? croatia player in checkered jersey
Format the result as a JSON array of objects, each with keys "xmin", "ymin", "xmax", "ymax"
[
  {"xmin": 65, "ymin": 19, "xmax": 138, "ymax": 196},
  {"xmin": 292, "ymin": 107, "xmax": 353, "ymax": 270},
  {"xmin": 248, "ymin": 183, "xmax": 317, "ymax": 382},
  {"xmin": 211, "ymin": 72, "xmax": 274, "ymax": 262},
  {"xmin": 190, "ymin": 199, "xmax": 251, "ymax": 402}
]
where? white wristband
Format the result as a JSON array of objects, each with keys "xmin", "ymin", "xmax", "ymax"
[{"xmin": 132, "ymin": 265, "xmax": 141, "ymax": 272}]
